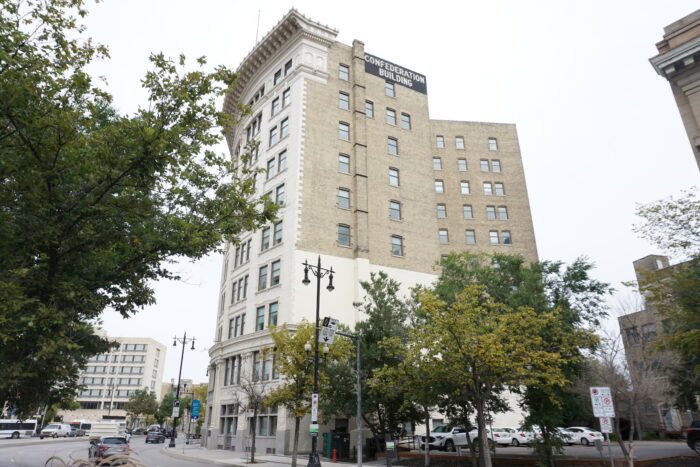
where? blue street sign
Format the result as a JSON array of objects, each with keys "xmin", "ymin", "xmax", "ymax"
[{"xmin": 191, "ymin": 399, "xmax": 201, "ymax": 419}]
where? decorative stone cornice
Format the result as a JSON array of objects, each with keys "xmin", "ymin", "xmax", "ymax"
[
  {"xmin": 222, "ymin": 9, "xmax": 338, "ymax": 119},
  {"xmin": 650, "ymin": 35, "xmax": 700, "ymax": 78}
]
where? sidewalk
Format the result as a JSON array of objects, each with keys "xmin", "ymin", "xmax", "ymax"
[{"xmin": 161, "ymin": 443, "xmax": 387, "ymax": 467}]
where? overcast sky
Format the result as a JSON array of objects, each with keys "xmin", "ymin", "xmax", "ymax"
[{"xmin": 88, "ymin": 1, "xmax": 700, "ymax": 383}]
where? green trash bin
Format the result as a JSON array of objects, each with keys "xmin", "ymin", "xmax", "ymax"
[{"xmin": 322, "ymin": 432, "xmax": 332, "ymax": 458}]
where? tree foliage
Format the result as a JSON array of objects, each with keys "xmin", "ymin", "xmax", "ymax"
[
  {"xmin": 156, "ymin": 393, "xmax": 174, "ymax": 426},
  {"xmin": 0, "ymin": 0, "xmax": 276, "ymax": 415},
  {"xmin": 124, "ymin": 389, "xmax": 158, "ymax": 428},
  {"xmin": 267, "ymin": 321, "xmax": 352, "ymax": 467}
]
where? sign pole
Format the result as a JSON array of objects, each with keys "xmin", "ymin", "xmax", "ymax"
[{"xmin": 604, "ymin": 432, "xmax": 614, "ymax": 467}]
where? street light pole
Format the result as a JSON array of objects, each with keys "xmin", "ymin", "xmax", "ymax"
[
  {"xmin": 169, "ymin": 332, "xmax": 195, "ymax": 448},
  {"xmin": 302, "ymin": 256, "xmax": 335, "ymax": 467}
]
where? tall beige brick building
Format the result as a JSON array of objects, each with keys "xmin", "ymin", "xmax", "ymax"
[
  {"xmin": 205, "ymin": 9, "xmax": 538, "ymax": 454},
  {"xmin": 650, "ymin": 9, "xmax": 700, "ymax": 171}
]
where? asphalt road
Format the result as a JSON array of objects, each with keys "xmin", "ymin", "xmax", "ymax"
[{"xmin": 0, "ymin": 436, "xmax": 213, "ymax": 467}]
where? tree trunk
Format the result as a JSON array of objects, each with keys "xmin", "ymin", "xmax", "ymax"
[
  {"xmin": 424, "ymin": 409, "xmax": 430, "ymax": 467},
  {"xmin": 476, "ymin": 399, "xmax": 491, "ymax": 467},
  {"xmin": 614, "ymin": 417, "xmax": 630, "ymax": 464},
  {"xmin": 251, "ymin": 410, "xmax": 257, "ymax": 463},
  {"xmin": 292, "ymin": 416, "xmax": 300, "ymax": 467},
  {"xmin": 627, "ymin": 414, "xmax": 636, "ymax": 467}
]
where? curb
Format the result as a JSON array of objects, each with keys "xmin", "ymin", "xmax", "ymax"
[
  {"xmin": 160, "ymin": 446, "xmax": 236, "ymax": 466},
  {"xmin": 0, "ymin": 437, "xmax": 86, "ymax": 449}
]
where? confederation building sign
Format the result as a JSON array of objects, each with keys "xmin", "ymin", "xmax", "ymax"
[{"xmin": 364, "ymin": 53, "xmax": 427, "ymax": 94}]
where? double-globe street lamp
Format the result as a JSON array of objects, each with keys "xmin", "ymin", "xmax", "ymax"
[
  {"xmin": 169, "ymin": 332, "xmax": 195, "ymax": 448},
  {"xmin": 302, "ymin": 256, "xmax": 334, "ymax": 467}
]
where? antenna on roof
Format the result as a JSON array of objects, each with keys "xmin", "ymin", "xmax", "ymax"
[{"xmin": 255, "ymin": 9, "xmax": 261, "ymax": 43}]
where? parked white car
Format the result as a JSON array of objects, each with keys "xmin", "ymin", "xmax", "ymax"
[
  {"xmin": 555, "ymin": 427, "xmax": 576, "ymax": 445},
  {"xmin": 503, "ymin": 427, "xmax": 535, "ymax": 446},
  {"xmin": 40, "ymin": 423, "xmax": 72, "ymax": 438},
  {"xmin": 565, "ymin": 426, "xmax": 604, "ymax": 446},
  {"xmin": 418, "ymin": 425, "xmax": 468, "ymax": 452},
  {"xmin": 468, "ymin": 427, "xmax": 513, "ymax": 447}
]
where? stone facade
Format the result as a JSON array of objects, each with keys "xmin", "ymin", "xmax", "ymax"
[
  {"xmin": 650, "ymin": 9, "xmax": 700, "ymax": 171},
  {"xmin": 205, "ymin": 9, "xmax": 538, "ymax": 456}
]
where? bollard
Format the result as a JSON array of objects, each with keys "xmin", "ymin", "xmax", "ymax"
[{"xmin": 332, "ymin": 448, "xmax": 337, "ymax": 462}]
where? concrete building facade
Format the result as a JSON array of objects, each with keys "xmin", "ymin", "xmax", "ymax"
[
  {"xmin": 650, "ymin": 9, "xmax": 700, "ymax": 171},
  {"xmin": 59, "ymin": 332, "xmax": 167, "ymax": 423},
  {"xmin": 205, "ymin": 9, "xmax": 538, "ymax": 454}
]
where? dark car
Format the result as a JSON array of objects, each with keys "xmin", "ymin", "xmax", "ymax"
[
  {"xmin": 145, "ymin": 431, "xmax": 165, "ymax": 444},
  {"xmin": 687, "ymin": 420, "xmax": 700, "ymax": 455},
  {"xmin": 161, "ymin": 427, "xmax": 174, "ymax": 438},
  {"xmin": 88, "ymin": 436, "xmax": 130, "ymax": 465},
  {"xmin": 131, "ymin": 428, "xmax": 146, "ymax": 436}
]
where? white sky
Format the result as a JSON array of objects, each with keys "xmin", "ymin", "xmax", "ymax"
[{"xmin": 88, "ymin": 0, "xmax": 700, "ymax": 383}]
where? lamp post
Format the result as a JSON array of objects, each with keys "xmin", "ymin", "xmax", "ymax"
[
  {"xmin": 302, "ymin": 256, "xmax": 335, "ymax": 467},
  {"xmin": 169, "ymin": 332, "xmax": 195, "ymax": 448}
]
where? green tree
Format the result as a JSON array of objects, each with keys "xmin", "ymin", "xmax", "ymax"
[
  {"xmin": 434, "ymin": 253, "xmax": 610, "ymax": 467},
  {"xmin": 267, "ymin": 321, "xmax": 352, "ymax": 467},
  {"xmin": 407, "ymin": 286, "xmax": 596, "ymax": 467},
  {"xmin": 156, "ymin": 393, "xmax": 174, "ymax": 426},
  {"xmin": 634, "ymin": 187, "xmax": 700, "ymax": 411},
  {"xmin": 0, "ymin": 0, "xmax": 277, "ymax": 416},
  {"xmin": 193, "ymin": 384, "xmax": 208, "ymax": 435},
  {"xmin": 124, "ymin": 389, "xmax": 158, "ymax": 428}
]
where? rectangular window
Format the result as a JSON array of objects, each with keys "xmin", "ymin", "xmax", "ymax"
[
  {"xmin": 401, "ymin": 113, "xmax": 411, "ymax": 130},
  {"xmin": 278, "ymin": 150, "xmax": 287, "ymax": 172},
  {"xmin": 465, "ymin": 229, "xmax": 476, "ymax": 244},
  {"xmin": 502, "ymin": 231, "xmax": 512, "ymax": 244},
  {"xmin": 284, "ymin": 59, "xmax": 293, "ymax": 75},
  {"xmin": 230, "ymin": 282, "xmax": 236, "ymax": 304},
  {"xmin": 270, "ymin": 260, "xmax": 281, "ymax": 286},
  {"xmin": 339, "ymin": 122, "xmax": 349, "ymax": 141},
  {"xmin": 437, "ymin": 204, "xmax": 447, "ymax": 218},
  {"xmin": 432, "ymin": 157, "xmax": 443, "ymax": 170},
  {"xmin": 269, "ymin": 126, "xmax": 278, "ymax": 146},
  {"xmin": 391, "ymin": 235, "xmax": 403, "ymax": 256},
  {"xmin": 498, "ymin": 206, "xmax": 508, "ymax": 220},
  {"xmin": 385, "ymin": 81, "xmax": 395, "ymax": 97},
  {"xmin": 338, "ymin": 154, "xmax": 350, "ymax": 173},
  {"xmin": 489, "ymin": 230, "xmax": 499, "ymax": 244},
  {"xmin": 338, "ymin": 188, "xmax": 350, "ymax": 209},
  {"xmin": 339, "ymin": 64, "xmax": 349, "ymax": 80},
  {"xmin": 463, "ymin": 205, "xmax": 473, "ymax": 219},
  {"xmin": 365, "ymin": 100, "xmax": 374, "ymax": 118},
  {"xmin": 269, "ymin": 303, "xmax": 278, "ymax": 327},
  {"xmin": 458, "ymin": 159, "xmax": 467, "ymax": 171},
  {"xmin": 456, "ymin": 136, "xmax": 465, "ymax": 149},
  {"xmin": 488, "ymin": 137, "xmax": 498, "ymax": 151},
  {"xmin": 480, "ymin": 159, "xmax": 490, "ymax": 172},
  {"xmin": 256, "ymin": 307, "xmax": 265, "ymax": 331},
  {"xmin": 271, "ymin": 97, "xmax": 280, "ymax": 116},
  {"xmin": 387, "ymin": 137, "xmax": 398, "ymax": 155},
  {"xmin": 495, "ymin": 183, "xmax": 505, "ymax": 196},
  {"xmin": 434, "ymin": 180, "xmax": 444, "ymax": 193},
  {"xmin": 460, "ymin": 181, "xmax": 470, "ymax": 195},
  {"xmin": 483, "ymin": 182, "xmax": 493, "ymax": 195},
  {"xmin": 275, "ymin": 184, "xmax": 285, "ymax": 205},
  {"xmin": 389, "ymin": 168, "xmax": 400, "ymax": 186},
  {"xmin": 625, "ymin": 327, "xmax": 640, "ymax": 344},
  {"xmin": 282, "ymin": 88, "xmax": 291, "ymax": 107},
  {"xmin": 386, "ymin": 108, "xmax": 396, "ymax": 125},
  {"xmin": 258, "ymin": 265, "xmax": 268, "ymax": 291},
  {"xmin": 436, "ymin": 135, "xmax": 444, "ymax": 148},
  {"xmin": 438, "ymin": 229, "xmax": 449, "ymax": 244},
  {"xmin": 338, "ymin": 224, "xmax": 350, "ymax": 246},
  {"xmin": 253, "ymin": 351, "xmax": 261, "ymax": 381},
  {"xmin": 261, "ymin": 227, "xmax": 271, "ymax": 251},
  {"xmin": 266, "ymin": 158, "xmax": 276, "ymax": 179},
  {"xmin": 492, "ymin": 160, "xmax": 501, "ymax": 172},
  {"xmin": 339, "ymin": 92, "xmax": 349, "ymax": 110},
  {"xmin": 486, "ymin": 206, "xmax": 496, "ymax": 220},
  {"xmin": 273, "ymin": 221, "xmax": 283, "ymax": 245},
  {"xmin": 280, "ymin": 118, "xmax": 289, "ymax": 138},
  {"xmin": 274, "ymin": 69, "xmax": 282, "ymax": 85},
  {"xmin": 389, "ymin": 201, "xmax": 401, "ymax": 220}
]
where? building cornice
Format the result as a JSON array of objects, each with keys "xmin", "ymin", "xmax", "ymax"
[
  {"xmin": 222, "ymin": 9, "xmax": 338, "ymax": 147},
  {"xmin": 650, "ymin": 35, "xmax": 700, "ymax": 78}
]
